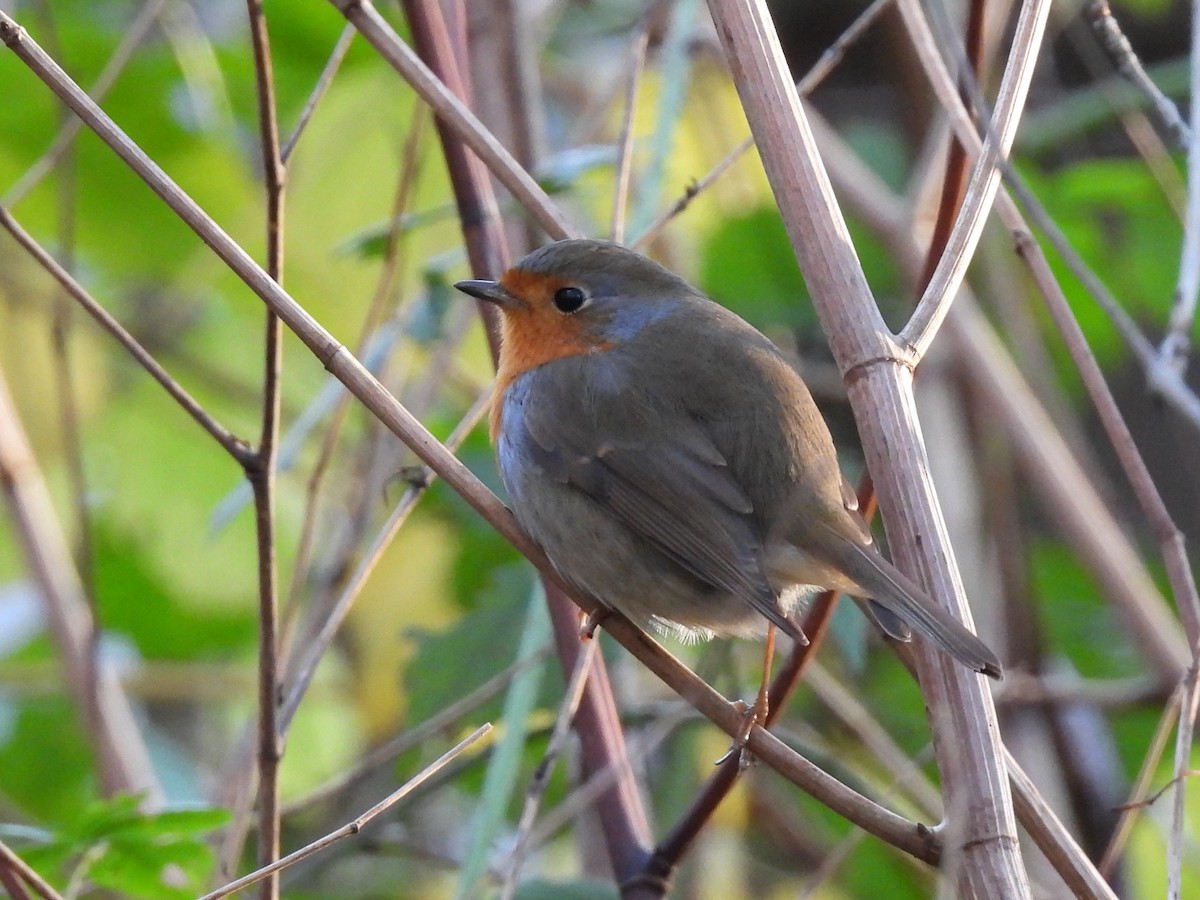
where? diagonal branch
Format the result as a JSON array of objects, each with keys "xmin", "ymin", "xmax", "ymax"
[{"xmin": 328, "ymin": 0, "xmax": 579, "ymax": 240}]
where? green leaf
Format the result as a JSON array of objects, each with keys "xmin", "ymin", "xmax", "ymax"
[{"xmin": 699, "ymin": 207, "xmax": 814, "ymax": 332}]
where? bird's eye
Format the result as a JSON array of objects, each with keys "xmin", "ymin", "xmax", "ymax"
[{"xmin": 552, "ymin": 286, "xmax": 587, "ymax": 313}]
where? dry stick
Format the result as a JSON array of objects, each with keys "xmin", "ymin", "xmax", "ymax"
[
  {"xmin": 0, "ymin": 208, "xmax": 246, "ymax": 456},
  {"xmin": 1168, "ymin": 676, "xmax": 1200, "ymax": 899},
  {"xmin": 3, "ymin": 0, "xmax": 165, "ymax": 206},
  {"xmin": 401, "ymin": 0, "xmax": 509, "ymax": 310},
  {"xmin": 1005, "ymin": 750, "xmax": 1119, "ymax": 900},
  {"xmin": 702, "ymin": 2, "xmax": 1026, "ymax": 898},
  {"xmin": 896, "ymin": 0, "xmax": 1195, "ymax": 680},
  {"xmin": 806, "ymin": 662, "xmax": 943, "ymax": 818},
  {"xmin": 500, "ymin": 638, "xmax": 600, "ymax": 900},
  {"xmin": 282, "ymin": 107, "xmax": 428, "ymax": 638},
  {"xmin": 243, "ymin": 4, "xmax": 287, "ymax": 896},
  {"xmin": 632, "ymin": 0, "xmax": 895, "ymax": 251},
  {"xmin": 901, "ymin": 0, "xmax": 1051, "ymax": 360},
  {"xmin": 1085, "ymin": 0, "xmax": 1190, "ymax": 150},
  {"xmin": 1161, "ymin": 0, "xmax": 1200, "ymax": 377},
  {"xmin": 280, "ymin": 23, "xmax": 355, "ymax": 163},
  {"xmin": 278, "ymin": 387, "xmax": 492, "ymax": 732},
  {"xmin": 1012, "ymin": 229, "xmax": 1200, "ymax": 646},
  {"xmin": 199, "ymin": 724, "xmax": 493, "ymax": 900},
  {"xmin": 0, "ymin": 12, "xmax": 941, "ymax": 865},
  {"xmin": 1098, "ymin": 685, "xmax": 1181, "ymax": 877},
  {"xmin": 611, "ymin": 28, "xmax": 648, "ymax": 245},
  {"xmin": 328, "ymin": 0, "xmax": 578, "ymax": 241},
  {"xmin": 284, "ymin": 647, "xmax": 550, "ymax": 817},
  {"xmin": 0, "ymin": 840, "xmax": 62, "ymax": 900},
  {"xmin": 804, "ymin": 67, "xmax": 1170, "ymax": 900},
  {"xmin": 0, "ymin": 365, "xmax": 161, "ymax": 802},
  {"xmin": 900, "ymin": 0, "xmax": 1200, "ymax": 436}
]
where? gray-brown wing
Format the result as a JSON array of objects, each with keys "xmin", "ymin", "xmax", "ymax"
[{"xmin": 521, "ymin": 377, "xmax": 796, "ymax": 637}]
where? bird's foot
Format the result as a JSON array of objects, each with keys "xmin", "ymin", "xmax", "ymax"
[
  {"xmin": 715, "ymin": 698, "xmax": 766, "ymax": 770},
  {"xmin": 579, "ymin": 608, "xmax": 610, "ymax": 640}
]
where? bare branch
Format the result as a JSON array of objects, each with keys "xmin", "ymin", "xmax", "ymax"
[
  {"xmin": 199, "ymin": 724, "xmax": 493, "ymax": 900},
  {"xmin": 328, "ymin": 0, "xmax": 579, "ymax": 239}
]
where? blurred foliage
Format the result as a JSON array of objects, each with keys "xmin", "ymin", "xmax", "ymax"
[
  {"xmin": 12, "ymin": 794, "xmax": 228, "ymax": 900},
  {"xmin": 0, "ymin": 0, "xmax": 1197, "ymax": 897}
]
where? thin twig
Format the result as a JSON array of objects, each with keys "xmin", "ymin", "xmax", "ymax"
[
  {"xmin": 328, "ymin": 0, "xmax": 578, "ymax": 240},
  {"xmin": 0, "ymin": 208, "xmax": 246, "ymax": 457},
  {"xmin": 1168, "ymin": 670, "xmax": 1200, "ymax": 899},
  {"xmin": 1159, "ymin": 0, "xmax": 1200, "ymax": 375},
  {"xmin": 1012, "ymin": 229, "xmax": 1200, "ymax": 646},
  {"xmin": 244, "ymin": 3, "xmax": 287, "ymax": 895},
  {"xmin": 1085, "ymin": 0, "xmax": 1190, "ymax": 149},
  {"xmin": 633, "ymin": 0, "xmax": 894, "ymax": 249},
  {"xmin": 199, "ymin": 724, "xmax": 493, "ymax": 900},
  {"xmin": 1099, "ymin": 684, "xmax": 1180, "ymax": 876},
  {"xmin": 500, "ymin": 639, "xmax": 599, "ymax": 899},
  {"xmin": 3, "ymin": 0, "xmax": 165, "ymax": 206},
  {"xmin": 900, "ymin": 0, "xmax": 1052, "ymax": 360},
  {"xmin": 610, "ymin": 27, "xmax": 648, "ymax": 244},
  {"xmin": 280, "ymin": 23, "xmax": 355, "ymax": 163},
  {"xmin": 0, "ymin": 840, "xmax": 64, "ymax": 900}
]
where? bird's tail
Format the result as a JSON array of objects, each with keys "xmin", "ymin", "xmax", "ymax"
[{"xmin": 830, "ymin": 534, "xmax": 1003, "ymax": 679}]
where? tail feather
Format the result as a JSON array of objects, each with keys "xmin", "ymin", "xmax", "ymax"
[{"xmin": 835, "ymin": 536, "xmax": 1002, "ymax": 679}]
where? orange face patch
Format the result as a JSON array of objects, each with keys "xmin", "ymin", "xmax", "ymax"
[{"xmin": 489, "ymin": 269, "xmax": 612, "ymax": 439}]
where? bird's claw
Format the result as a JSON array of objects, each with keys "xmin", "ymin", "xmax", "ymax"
[
  {"xmin": 716, "ymin": 699, "xmax": 764, "ymax": 769},
  {"xmin": 579, "ymin": 608, "xmax": 610, "ymax": 640}
]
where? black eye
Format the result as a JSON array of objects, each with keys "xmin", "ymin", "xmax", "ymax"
[{"xmin": 552, "ymin": 286, "xmax": 587, "ymax": 313}]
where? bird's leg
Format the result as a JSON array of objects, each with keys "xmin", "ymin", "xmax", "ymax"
[
  {"xmin": 718, "ymin": 625, "xmax": 776, "ymax": 768},
  {"xmin": 579, "ymin": 607, "xmax": 611, "ymax": 640}
]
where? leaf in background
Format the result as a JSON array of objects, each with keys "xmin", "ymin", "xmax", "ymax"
[
  {"xmin": 699, "ymin": 206, "xmax": 814, "ymax": 332},
  {"xmin": 13, "ymin": 795, "xmax": 227, "ymax": 899},
  {"xmin": 454, "ymin": 582, "xmax": 551, "ymax": 900},
  {"xmin": 1020, "ymin": 158, "xmax": 1182, "ymax": 374},
  {"xmin": 93, "ymin": 523, "xmax": 255, "ymax": 660},
  {"xmin": 0, "ymin": 699, "xmax": 93, "ymax": 823},
  {"xmin": 403, "ymin": 565, "xmax": 552, "ymax": 727},
  {"xmin": 1030, "ymin": 539, "xmax": 1145, "ymax": 678}
]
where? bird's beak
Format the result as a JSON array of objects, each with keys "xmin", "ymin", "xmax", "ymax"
[{"xmin": 454, "ymin": 279, "xmax": 519, "ymax": 308}]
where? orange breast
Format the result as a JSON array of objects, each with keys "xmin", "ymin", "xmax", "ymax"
[{"xmin": 488, "ymin": 270, "xmax": 612, "ymax": 439}]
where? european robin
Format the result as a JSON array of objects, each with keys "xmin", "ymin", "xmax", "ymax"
[{"xmin": 456, "ymin": 240, "xmax": 1001, "ymax": 679}]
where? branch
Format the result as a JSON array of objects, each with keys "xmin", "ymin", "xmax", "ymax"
[{"xmin": 701, "ymin": 1, "xmax": 1027, "ymax": 895}]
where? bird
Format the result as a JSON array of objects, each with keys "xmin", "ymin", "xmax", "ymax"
[{"xmin": 455, "ymin": 239, "xmax": 1002, "ymax": 679}]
